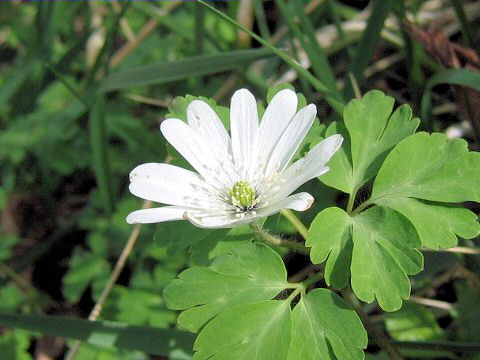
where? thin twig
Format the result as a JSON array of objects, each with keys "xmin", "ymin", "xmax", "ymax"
[
  {"xmin": 421, "ymin": 246, "xmax": 480, "ymax": 255},
  {"xmin": 65, "ymin": 200, "xmax": 152, "ymax": 360},
  {"xmin": 109, "ymin": 2, "xmax": 182, "ymax": 68},
  {"xmin": 409, "ymin": 295, "xmax": 453, "ymax": 310}
]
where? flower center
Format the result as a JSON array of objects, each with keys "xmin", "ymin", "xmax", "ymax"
[{"xmin": 229, "ymin": 180, "xmax": 256, "ymax": 210}]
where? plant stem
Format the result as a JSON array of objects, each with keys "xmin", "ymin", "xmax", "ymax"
[
  {"xmin": 65, "ymin": 200, "xmax": 152, "ymax": 360},
  {"xmin": 302, "ymin": 272, "xmax": 324, "ymax": 289},
  {"xmin": 249, "ymin": 223, "xmax": 309, "ymax": 255},
  {"xmin": 342, "ymin": 287, "xmax": 404, "ymax": 360},
  {"xmin": 346, "ymin": 189, "xmax": 357, "ymax": 214},
  {"xmin": 280, "ymin": 209, "xmax": 308, "ymax": 240},
  {"xmin": 350, "ymin": 198, "xmax": 373, "ymax": 216},
  {"xmin": 0, "ymin": 262, "xmax": 31, "ymax": 293}
]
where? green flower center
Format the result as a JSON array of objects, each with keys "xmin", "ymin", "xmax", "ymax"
[{"xmin": 229, "ymin": 180, "xmax": 256, "ymax": 209}]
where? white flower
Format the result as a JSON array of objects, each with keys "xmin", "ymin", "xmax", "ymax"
[{"xmin": 126, "ymin": 88, "xmax": 343, "ymax": 228}]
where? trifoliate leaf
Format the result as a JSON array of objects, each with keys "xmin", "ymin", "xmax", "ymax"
[
  {"xmin": 165, "ymin": 243, "xmax": 368, "ymax": 359},
  {"xmin": 306, "ymin": 207, "xmax": 352, "ymax": 289},
  {"xmin": 322, "ymin": 90, "xmax": 419, "ymax": 194},
  {"xmin": 372, "ymin": 132, "xmax": 480, "ymax": 248},
  {"xmin": 351, "ymin": 206, "xmax": 423, "ymax": 311},
  {"xmin": 288, "ymin": 289, "xmax": 367, "ymax": 360},
  {"xmin": 308, "ymin": 206, "xmax": 423, "ymax": 310},
  {"xmin": 193, "ymin": 300, "xmax": 291, "ymax": 360},
  {"xmin": 163, "ymin": 243, "xmax": 288, "ymax": 332}
]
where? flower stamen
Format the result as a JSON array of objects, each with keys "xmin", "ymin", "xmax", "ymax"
[{"xmin": 229, "ymin": 180, "xmax": 257, "ymax": 212}]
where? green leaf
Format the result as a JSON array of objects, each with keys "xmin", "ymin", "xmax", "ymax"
[
  {"xmin": 62, "ymin": 249, "xmax": 111, "ymax": 303},
  {"xmin": 321, "ymin": 91, "xmax": 419, "ymax": 194},
  {"xmin": 0, "ymin": 330, "xmax": 32, "ymax": 360},
  {"xmin": 308, "ymin": 206, "xmax": 423, "ymax": 310},
  {"xmin": 75, "ymin": 344, "xmax": 148, "ymax": 360},
  {"xmin": 385, "ymin": 303, "xmax": 444, "ymax": 341},
  {"xmin": 372, "ymin": 132, "xmax": 480, "ymax": 248},
  {"xmin": 164, "ymin": 243, "xmax": 288, "ymax": 332},
  {"xmin": 103, "ymin": 286, "xmax": 175, "ymax": 328},
  {"xmin": 345, "ymin": 90, "xmax": 419, "ymax": 193},
  {"xmin": 154, "ymin": 221, "xmax": 213, "ymax": 255},
  {"xmin": 0, "ymin": 312, "xmax": 194, "ymax": 358},
  {"xmin": 306, "ymin": 207, "xmax": 352, "ymax": 289},
  {"xmin": 421, "ymin": 69, "xmax": 480, "ymax": 126},
  {"xmin": 0, "ymin": 234, "xmax": 18, "ymax": 262},
  {"xmin": 193, "ymin": 300, "xmax": 291, "ymax": 360},
  {"xmin": 100, "ymin": 48, "xmax": 274, "ymax": 92},
  {"xmin": 351, "ymin": 206, "xmax": 423, "ymax": 311},
  {"xmin": 319, "ymin": 121, "xmax": 353, "ymax": 193},
  {"xmin": 89, "ymin": 95, "xmax": 114, "ymax": 214},
  {"xmin": 288, "ymin": 289, "xmax": 367, "ymax": 360},
  {"xmin": 188, "ymin": 225, "xmax": 254, "ymax": 266},
  {"xmin": 373, "ymin": 132, "xmax": 480, "ymax": 203}
]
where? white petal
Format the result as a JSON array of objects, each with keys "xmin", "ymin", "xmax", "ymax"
[
  {"xmin": 129, "ymin": 163, "xmax": 211, "ymax": 208},
  {"xmin": 257, "ymin": 89, "xmax": 298, "ymax": 161},
  {"xmin": 160, "ymin": 118, "xmax": 232, "ymax": 187},
  {"xmin": 185, "ymin": 192, "xmax": 314, "ymax": 229},
  {"xmin": 265, "ymin": 104, "xmax": 316, "ymax": 176},
  {"xmin": 258, "ymin": 192, "xmax": 314, "ymax": 216},
  {"xmin": 187, "ymin": 100, "xmax": 231, "ymax": 159},
  {"xmin": 183, "ymin": 211, "xmax": 241, "ymax": 229},
  {"xmin": 230, "ymin": 89, "xmax": 259, "ymax": 179},
  {"xmin": 126, "ymin": 206, "xmax": 189, "ymax": 224},
  {"xmin": 271, "ymin": 134, "xmax": 343, "ymax": 202}
]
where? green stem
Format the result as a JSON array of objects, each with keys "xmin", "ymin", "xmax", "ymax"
[
  {"xmin": 280, "ymin": 209, "xmax": 308, "ymax": 240},
  {"xmin": 350, "ymin": 198, "xmax": 373, "ymax": 216},
  {"xmin": 0, "ymin": 263, "xmax": 31, "ymax": 293},
  {"xmin": 346, "ymin": 189, "xmax": 357, "ymax": 214},
  {"xmin": 45, "ymin": 63, "xmax": 89, "ymax": 108},
  {"xmin": 249, "ymin": 223, "xmax": 309, "ymax": 255},
  {"xmin": 302, "ymin": 272, "xmax": 324, "ymax": 289}
]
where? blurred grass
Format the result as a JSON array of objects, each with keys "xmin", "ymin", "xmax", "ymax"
[{"xmin": 1, "ymin": 1, "xmax": 480, "ymax": 359}]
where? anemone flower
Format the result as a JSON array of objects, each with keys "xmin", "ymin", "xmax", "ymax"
[{"xmin": 127, "ymin": 88, "xmax": 342, "ymax": 228}]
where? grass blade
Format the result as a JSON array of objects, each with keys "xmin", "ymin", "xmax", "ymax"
[
  {"xmin": 421, "ymin": 69, "xmax": 480, "ymax": 132},
  {"xmin": 344, "ymin": 0, "xmax": 394, "ymax": 98},
  {"xmin": 451, "ymin": 0, "xmax": 474, "ymax": 48},
  {"xmin": 100, "ymin": 48, "xmax": 273, "ymax": 92},
  {"xmin": 198, "ymin": 0, "xmax": 345, "ymax": 115},
  {"xmin": 89, "ymin": 96, "xmax": 114, "ymax": 214},
  {"xmin": 291, "ymin": 1, "xmax": 343, "ymax": 101},
  {"xmin": 0, "ymin": 312, "xmax": 194, "ymax": 358}
]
